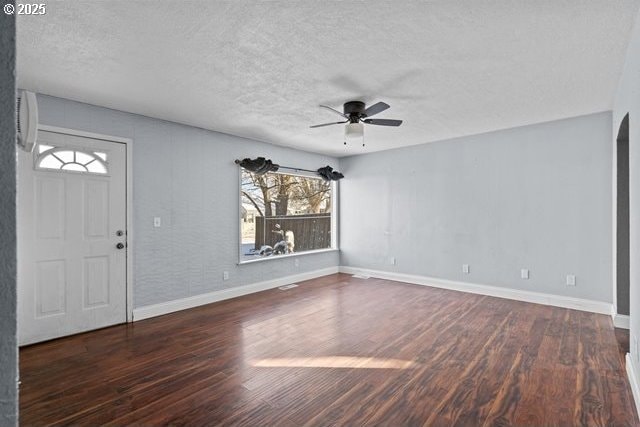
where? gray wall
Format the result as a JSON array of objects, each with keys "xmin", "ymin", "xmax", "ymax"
[
  {"xmin": 614, "ymin": 6, "xmax": 640, "ymax": 386},
  {"xmin": 36, "ymin": 95, "xmax": 339, "ymax": 308},
  {"xmin": 0, "ymin": 5, "xmax": 17, "ymax": 426},
  {"xmin": 340, "ymin": 112, "xmax": 613, "ymax": 303}
]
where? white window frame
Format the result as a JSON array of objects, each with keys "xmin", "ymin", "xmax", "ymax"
[{"xmin": 237, "ymin": 168, "xmax": 338, "ymax": 265}]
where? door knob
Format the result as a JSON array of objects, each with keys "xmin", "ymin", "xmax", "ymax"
[{"xmin": 116, "ymin": 242, "xmax": 125, "ymax": 250}]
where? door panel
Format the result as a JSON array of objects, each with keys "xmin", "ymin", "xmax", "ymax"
[
  {"xmin": 35, "ymin": 176, "xmax": 65, "ymax": 240},
  {"xmin": 35, "ymin": 259, "xmax": 66, "ymax": 317},
  {"xmin": 84, "ymin": 180, "xmax": 110, "ymax": 239},
  {"xmin": 18, "ymin": 130, "xmax": 127, "ymax": 345},
  {"xmin": 83, "ymin": 256, "xmax": 110, "ymax": 308}
]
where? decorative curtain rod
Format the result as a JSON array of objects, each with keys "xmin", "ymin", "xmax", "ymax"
[
  {"xmin": 277, "ymin": 165, "xmax": 317, "ymax": 174},
  {"xmin": 234, "ymin": 157, "xmax": 344, "ymax": 181}
]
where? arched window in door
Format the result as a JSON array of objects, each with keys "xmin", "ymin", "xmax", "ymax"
[{"xmin": 35, "ymin": 146, "xmax": 108, "ymax": 174}]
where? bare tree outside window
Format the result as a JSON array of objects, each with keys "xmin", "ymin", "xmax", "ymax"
[{"xmin": 240, "ymin": 170, "xmax": 333, "ymax": 260}]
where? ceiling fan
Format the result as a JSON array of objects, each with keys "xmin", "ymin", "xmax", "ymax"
[{"xmin": 310, "ymin": 101, "xmax": 403, "ymax": 146}]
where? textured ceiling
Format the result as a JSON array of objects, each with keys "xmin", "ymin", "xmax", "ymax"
[{"xmin": 17, "ymin": 0, "xmax": 640, "ymax": 156}]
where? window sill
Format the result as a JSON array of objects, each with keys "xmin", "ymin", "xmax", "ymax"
[{"xmin": 238, "ymin": 248, "xmax": 339, "ymax": 265}]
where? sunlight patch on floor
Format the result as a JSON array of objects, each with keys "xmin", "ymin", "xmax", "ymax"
[{"xmin": 252, "ymin": 356, "xmax": 417, "ymax": 369}]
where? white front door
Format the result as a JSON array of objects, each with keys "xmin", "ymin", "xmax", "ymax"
[{"xmin": 18, "ymin": 130, "xmax": 128, "ymax": 345}]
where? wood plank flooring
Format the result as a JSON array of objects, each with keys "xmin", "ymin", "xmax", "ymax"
[{"xmin": 20, "ymin": 273, "xmax": 638, "ymax": 426}]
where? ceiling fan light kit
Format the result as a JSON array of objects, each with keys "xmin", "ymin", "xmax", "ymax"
[
  {"xmin": 345, "ymin": 122, "xmax": 364, "ymax": 146},
  {"xmin": 311, "ymin": 100, "xmax": 402, "ymax": 148}
]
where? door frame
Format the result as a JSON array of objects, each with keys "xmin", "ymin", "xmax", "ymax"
[{"xmin": 36, "ymin": 124, "xmax": 134, "ymax": 322}]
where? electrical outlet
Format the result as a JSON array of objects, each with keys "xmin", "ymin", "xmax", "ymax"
[
  {"xmin": 223, "ymin": 271, "xmax": 229, "ymax": 281},
  {"xmin": 153, "ymin": 217, "xmax": 161, "ymax": 227},
  {"xmin": 462, "ymin": 264, "xmax": 470, "ymax": 274},
  {"xmin": 521, "ymin": 269, "xmax": 529, "ymax": 279},
  {"xmin": 390, "ymin": 257, "xmax": 397, "ymax": 265},
  {"xmin": 566, "ymin": 274, "xmax": 576, "ymax": 286}
]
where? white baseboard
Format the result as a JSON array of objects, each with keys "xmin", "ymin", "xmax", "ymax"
[
  {"xmin": 134, "ymin": 264, "xmax": 614, "ymax": 321},
  {"xmin": 627, "ymin": 353, "xmax": 640, "ymax": 419},
  {"xmin": 339, "ymin": 266, "xmax": 612, "ymax": 315},
  {"xmin": 133, "ymin": 266, "xmax": 339, "ymax": 321},
  {"xmin": 613, "ymin": 313, "xmax": 631, "ymax": 329}
]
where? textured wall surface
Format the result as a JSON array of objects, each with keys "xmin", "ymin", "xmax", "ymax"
[
  {"xmin": 37, "ymin": 95, "xmax": 339, "ymax": 308},
  {"xmin": 0, "ymin": 6, "xmax": 17, "ymax": 426},
  {"xmin": 614, "ymin": 6, "xmax": 640, "ymax": 390},
  {"xmin": 340, "ymin": 112, "xmax": 613, "ymax": 303}
]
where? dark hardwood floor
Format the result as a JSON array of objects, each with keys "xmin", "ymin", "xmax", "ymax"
[{"xmin": 20, "ymin": 273, "xmax": 638, "ymax": 426}]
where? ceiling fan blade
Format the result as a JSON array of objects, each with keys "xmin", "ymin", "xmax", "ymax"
[
  {"xmin": 363, "ymin": 101, "xmax": 390, "ymax": 117},
  {"xmin": 310, "ymin": 120, "xmax": 348, "ymax": 128},
  {"xmin": 319, "ymin": 105, "xmax": 347, "ymax": 118},
  {"xmin": 363, "ymin": 118, "xmax": 403, "ymax": 127}
]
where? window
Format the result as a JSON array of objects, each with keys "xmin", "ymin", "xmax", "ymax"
[
  {"xmin": 240, "ymin": 170, "xmax": 335, "ymax": 261},
  {"xmin": 35, "ymin": 145, "xmax": 108, "ymax": 174}
]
